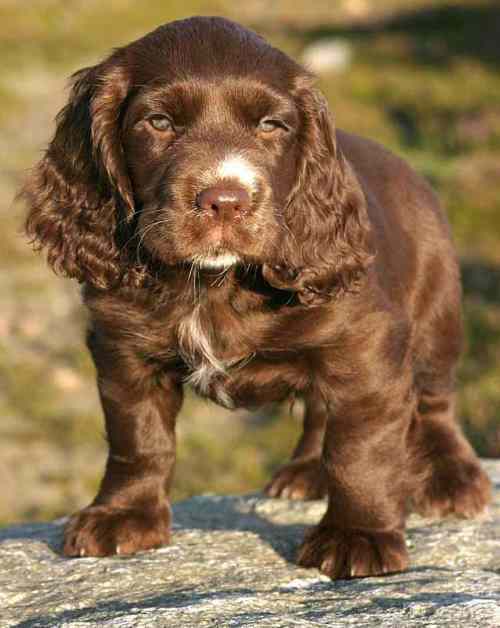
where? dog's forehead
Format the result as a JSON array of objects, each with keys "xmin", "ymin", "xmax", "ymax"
[
  {"xmin": 127, "ymin": 16, "xmax": 303, "ymax": 87},
  {"xmin": 141, "ymin": 77, "xmax": 290, "ymax": 102},
  {"xmin": 133, "ymin": 77, "xmax": 297, "ymax": 123}
]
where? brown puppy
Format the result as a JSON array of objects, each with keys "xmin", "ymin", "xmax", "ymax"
[{"xmin": 22, "ymin": 16, "xmax": 490, "ymax": 578}]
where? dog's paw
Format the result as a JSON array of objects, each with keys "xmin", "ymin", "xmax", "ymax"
[
  {"xmin": 297, "ymin": 525, "xmax": 408, "ymax": 579},
  {"xmin": 413, "ymin": 456, "xmax": 491, "ymax": 519},
  {"xmin": 264, "ymin": 457, "xmax": 328, "ymax": 500},
  {"xmin": 63, "ymin": 503, "xmax": 171, "ymax": 557}
]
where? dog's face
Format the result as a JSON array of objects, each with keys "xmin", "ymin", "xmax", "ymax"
[
  {"xmin": 24, "ymin": 16, "xmax": 372, "ymax": 300},
  {"xmin": 123, "ymin": 75, "xmax": 301, "ymax": 268}
]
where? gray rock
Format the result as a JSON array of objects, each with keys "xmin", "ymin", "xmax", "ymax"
[{"xmin": 1, "ymin": 461, "xmax": 499, "ymax": 627}]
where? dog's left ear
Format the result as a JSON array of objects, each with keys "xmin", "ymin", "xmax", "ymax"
[{"xmin": 265, "ymin": 80, "xmax": 373, "ymax": 305}]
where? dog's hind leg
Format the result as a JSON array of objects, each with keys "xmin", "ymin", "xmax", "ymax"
[{"xmin": 264, "ymin": 392, "xmax": 328, "ymax": 500}]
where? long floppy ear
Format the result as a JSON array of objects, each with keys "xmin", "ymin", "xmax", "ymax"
[
  {"xmin": 264, "ymin": 81, "xmax": 374, "ymax": 306},
  {"xmin": 21, "ymin": 55, "xmax": 140, "ymax": 290}
]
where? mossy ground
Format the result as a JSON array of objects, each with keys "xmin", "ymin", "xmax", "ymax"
[{"xmin": 1, "ymin": 0, "xmax": 499, "ymax": 525}]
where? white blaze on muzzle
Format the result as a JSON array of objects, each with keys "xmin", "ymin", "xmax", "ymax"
[
  {"xmin": 201, "ymin": 153, "xmax": 259, "ymax": 192},
  {"xmin": 211, "ymin": 154, "xmax": 259, "ymax": 190}
]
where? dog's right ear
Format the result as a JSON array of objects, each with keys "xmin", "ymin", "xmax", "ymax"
[{"xmin": 22, "ymin": 56, "xmax": 138, "ymax": 290}]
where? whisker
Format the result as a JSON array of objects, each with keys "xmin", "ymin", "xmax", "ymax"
[{"xmin": 134, "ymin": 218, "xmax": 173, "ymax": 264}]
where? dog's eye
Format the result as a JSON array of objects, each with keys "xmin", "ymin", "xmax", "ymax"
[
  {"xmin": 258, "ymin": 118, "xmax": 288, "ymax": 134},
  {"xmin": 148, "ymin": 115, "xmax": 173, "ymax": 132}
]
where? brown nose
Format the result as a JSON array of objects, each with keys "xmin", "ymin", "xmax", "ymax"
[{"xmin": 196, "ymin": 186, "xmax": 251, "ymax": 219}]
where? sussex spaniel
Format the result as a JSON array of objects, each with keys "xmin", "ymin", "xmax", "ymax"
[{"xmin": 23, "ymin": 16, "xmax": 491, "ymax": 579}]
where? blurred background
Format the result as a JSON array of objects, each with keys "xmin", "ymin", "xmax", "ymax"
[{"xmin": 1, "ymin": 0, "xmax": 499, "ymax": 526}]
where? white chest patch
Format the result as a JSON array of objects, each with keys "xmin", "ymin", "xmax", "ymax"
[
  {"xmin": 178, "ymin": 306, "xmax": 235, "ymax": 408},
  {"xmin": 178, "ymin": 305, "xmax": 223, "ymax": 373},
  {"xmin": 186, "ymin": 364, "xmax": 235, "ymax": 409}
]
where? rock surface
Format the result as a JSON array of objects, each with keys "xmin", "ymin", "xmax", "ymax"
[{"xmin": 1, "ymin": 461, "xmax": 499, "ymax": 627}]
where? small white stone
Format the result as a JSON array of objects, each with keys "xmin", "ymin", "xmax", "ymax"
[{"xmin": 301, "ymin": 39, "xmax": 353, "ymax": 74}]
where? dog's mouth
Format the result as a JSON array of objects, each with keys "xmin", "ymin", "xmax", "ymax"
[{"xmin": 188, "ymin": 249, "xmax": 242, "ymax": 270}]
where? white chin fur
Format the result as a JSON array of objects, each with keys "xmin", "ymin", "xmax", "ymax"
[{"xmin": 194, "ymin": 254, "xmax": 241, "ymax": 269}]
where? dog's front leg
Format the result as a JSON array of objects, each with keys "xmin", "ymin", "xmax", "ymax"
[
  {"xmin": 63, "ymin": 332, "xmax": 182, "ymax": 557},
  {"xmin": 298, "ymin": 328, "xmax": 414, "ymax": 579}
]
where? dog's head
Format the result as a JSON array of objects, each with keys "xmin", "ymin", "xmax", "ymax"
[{"xmin": 23, "ymin": 17, "xmax": 372, "ymax": 303}]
